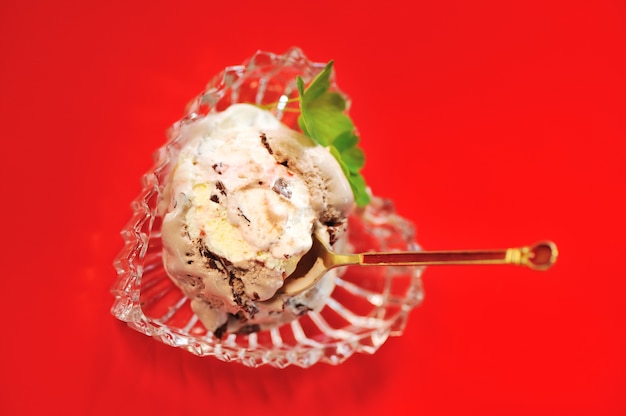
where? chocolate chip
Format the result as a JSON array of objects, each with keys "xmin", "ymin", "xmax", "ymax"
[{"xmin": 237, "ymin": 207, "xmax": 251, "ymax": 223}]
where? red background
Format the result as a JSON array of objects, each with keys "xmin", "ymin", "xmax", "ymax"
[{"xmin": 1, "ymin": 0, "xmax": 625, "ymax": 415}]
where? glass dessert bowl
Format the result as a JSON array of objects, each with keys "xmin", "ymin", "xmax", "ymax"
[{"xmin": 111, "ymin": 48, "xmax": 424, "ymax": 368}]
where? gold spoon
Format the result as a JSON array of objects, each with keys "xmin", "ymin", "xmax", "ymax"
[{"xmin": 280, "ymin": 234, "xmax": 558, "ymax": 296}]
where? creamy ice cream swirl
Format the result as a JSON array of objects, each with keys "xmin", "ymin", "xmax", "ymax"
[{"xmin": 160, "ymin": 104, "xmax": 353, "ymax": 336}]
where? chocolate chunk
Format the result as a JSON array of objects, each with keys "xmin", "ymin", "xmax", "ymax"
[
  {"xmin": 327, "ymin": 228, "xmax": 338, "ymax": 245},
  {"xmin": 212, "ymin": 162, "xmax": 224, "ymax": 174},
  {"xmin": 229, "ymin": 274, "xmax": 245, "ymax": 306},
  {"xmin": 260, "ymin": 133, "xmax": 273, "ymax": 154},
  {"xmin": 323, "ymin": 218, "xmax": 345, "ymax": 246},
  {"xmin": 227, "ymin": 272, "xmax": 260, "ymax": 319},
  {"xmin": 237, "ymin": 324, "xmax": 261, "ymax": 335},
  {"xmin": 197, "ymin": 239, "xmax": 231, "ymax": 272},
  {"xmin": 272, "ymin": 177, "xmax": 292, "ymax": 199},
  {"xmin": 210, "ymin": 194, "xmax": 220, "ymax": 203},
  {"xmin": 292, "ymin": 302, "xmax": 313, "ymax": 316},
  {"xmin": 213, "ymin": 322, "xmax": 228, "ymax": 340},
  {"xmin": 215, "ymin": 181, "xmax": 227, "ymax": 196},
  {"xmin": 245, "ymin": 303, "xmax": 259, "ymax": 318}
]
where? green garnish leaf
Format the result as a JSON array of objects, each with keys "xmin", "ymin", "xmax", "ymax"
[
  {"xmin": 298, "ymin": 62, "xmax": 331, "ymax": 101},
  {"xmin": 349, "ymin": 171, "xmax": 370, "ymax": 207},
  {"xmin": 296, "ymin": 61, "xmax": 370, "ymax": 207},
  {"xmin": 341, "ymin": 146, "xmax": 365, "ymax": 171},
  {"xmin": 332, "ymin": 131, "xmax": 359, "ymax": 153}
]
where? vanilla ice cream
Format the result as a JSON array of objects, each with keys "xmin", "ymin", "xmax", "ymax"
[{"xmin": 160, "ymin": 104, "xmax": 354, "ymax": 337}]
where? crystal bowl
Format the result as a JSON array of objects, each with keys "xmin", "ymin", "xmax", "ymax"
[{"xmin": 111, "ymin": 48, "xmax": 424, "ymax": 368}]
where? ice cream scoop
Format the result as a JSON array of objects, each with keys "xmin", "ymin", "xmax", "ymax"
[
  {"xmin": 281, "ymin": 234, "xmax": 558, "ymax": 296},
  {"xmin": 159, "ymin": 103, "xmax": 354, "ymax": 336}
]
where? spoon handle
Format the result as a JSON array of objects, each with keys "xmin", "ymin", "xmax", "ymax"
[{"xmin": 359, "ymin": 241, "xmax": 558, "ymax": 271}]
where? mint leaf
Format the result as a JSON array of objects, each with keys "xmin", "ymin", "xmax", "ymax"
[
  {"xmin": 349, "ymin": 171, "xmax": 370, "ymax": 207},
  {"xmin": 296, "ymin": 61, "xmax": 370, "ymax": 207},
  {"xmin": 304, "ymin": 60, "xmax": 334, "ymax": 100},
  {"xmin": 341, "ymin": 146, "xmax": 365, "ymax": 171},
  {"xmin": 333, "ymin": 131, "xmax": 359, "ymax": 153},
  {"xmin": 302, "ymin": 98, "xmax": 353, "ymax": 146}
]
